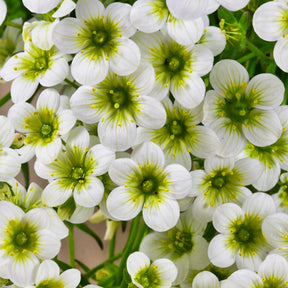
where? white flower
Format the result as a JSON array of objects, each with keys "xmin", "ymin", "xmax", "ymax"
[
  {"xmin": 203, "ymin": 59, "xmax": 284, "ymax": 157},
  {"xmin": 106, "ymin": 141, "xmax": 192, "ymax": 232},
  {"xmin": 8, "ymin": 88, "xmax": 76, "ymax": 163},
  {"xmin": 216, "ymin": 0, "xmax": 250, "ymax": 11},
  {"xmin": 208, "ymin": 193, "xmax": 276, "ymax": 271},
  {"xmin": 127, "ymin": 251, "xmax": 177, "ymax": 288},
  {"xmin": 30, "ymin": 260, "xmax": 81, "ymax": 288},
  {"xmin": 35, "ymin": 126, "xmax": 115, "ymax": 211},
  {"xmin": 0, "ymin": 116, "xmax": 21, "ymax": 181},
  {"xmin": 22, "ymin": 0, "xmax": 61, "ymax": 13},
  {"xmin": 0, "ymin": 0, "xmax": 7, "ymax": 26},
  {"xmin": 0, "ymin": 41, "xmax": 69, "ymax": 103},
  {"xmin": 224, "ymin": 254, "xmax": 288, "ymax": 288},
  {"xmin": 0, "ymin": 201, "xmax": 62, "ymax": 286},
  {"xmin": 70, "ymin": 63, "xmax": 166, "ymax": 151},
  {"xmin": 53, "ymin": 0, "xmax": 140, "ymax": 85},
  {"xmin": 133, "ymin": 31, "xmax": 213, "ymax": 109},
  {"xmin": 190, "ymin": 155, "xmax": 262, "ymax": 220},
  {"xmin": 240, "ymin": 105, "xmax": 288, "ymax": 191},
  {"xmin": 253, "ymin": 1, "xmax": 288, "ymax": 72},
  {"xmin": 192, "ymin": 271, "xmax": 221, "ymax": 288},
  {"xmin": 136, "ymin": 98, "xmax": 220, "ymax": 170},
  {"xmin": 140, "ymin": 205, "xmax": 209, "ymax": 284}
]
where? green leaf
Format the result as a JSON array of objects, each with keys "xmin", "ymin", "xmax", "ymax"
[{"xmin": 239, "ymin": 12, "xmax": 249, "ymax": 34}]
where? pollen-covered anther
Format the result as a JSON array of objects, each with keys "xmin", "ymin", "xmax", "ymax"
[
  {"xmin": 232, "ymin": 125, "xmax": 237, "ymax": 130},
  {"xmin": 118, "ymin": 122, "xmax": 122, "ymax": 127},
  {"xmin": 13, "ymin": 67, "xmax": 17, "ymax": 71},
  {"xmin": 165, "ymin": 83, "xmax": 169, "ymax": 88},
  {"xmin": 91, "ymin": 104, "xmax": 96, "ymax": 109},
  {"xmin": 210, "ymin": 201, "xmax": 215, "ymax": 207},
  {"xmin": 241, "ymin": 82, "xmax": 247, "ymax": 88}
]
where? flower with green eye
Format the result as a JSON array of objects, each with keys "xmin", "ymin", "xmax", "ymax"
[
  {"xmin": 133, "ymin": 30, "xmax": 213, "ymax": 109},
  {"xmin": 35, "ymin": 126, "xmax": 115, "ymax": 216},
  {"xmin": 0, "ymin": 201, "xmax": 63, "ymax": 286},
  {"xmin": 137, "ymin": 98, "xmax": 220, "ymax": 170},
  {"xmin": 8, "ymin": 88, "xmax": 76, "ymax": 164},
  {"xmin": 208, "ymin": 193, "xmax": 276, "ymax": 271},
  {"xmin": 70, "ymin": 63, "xmax": 166, "ymax": 151},
  {"xmin": 127, "ymin": 251, "xmax": 177, "ymax": 288},
  {"xmin": 52, "ymin": 0, "xmax": 140, "ymax": 86},
  {"xmin": 106, "ymin": 141, "xmax": 192, "ymax": 232},
  {"xmin": 203, "ymin": 59, "xmax": 284, "ymax": 157}
]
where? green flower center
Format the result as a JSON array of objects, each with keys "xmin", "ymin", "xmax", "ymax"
[
  {"xmin": 15, "ymin": 231, "xmax": 28, "ymax": 246},
  {"xmin": 169, "ymin": 120, "xmax": 183, "ymax": 136},
  {"xmin": 211, "ymin": 176, "xmax": 226, "ymax": 189},
  {"xmin": 141, "ymin": 178, "xmax": 158, "ymax": 195},
  {"xmin": 108, "ymin": 88, "xmax": 130, "ymax": 109},
  {"xmin": 92, "ymin": 30, "xmax": 108, "ymax": 46},
  {"xmin": 34, "ymin": 56, "xmax": 49, "ymax": 71},
  {"xmin": 134, "ymin": 266, "xmax": 159, "ymax": 288},
  {"xmin": 165, "ymin": 54, "xmax": 184, "ymax": 74},
  {"xmin": 167, "ymin": 228, "xmax": 193, "ymax": 256},
  {"xmin": 0, "ymin": 182, "xmax": 13, "ymax": 201},
  {"xmin": 70, "ymin": 166, "xmax": 85, "ymax": 181},
  {"xmin": 37, "ymin": 280, "xmax": 64, "ymax": 288},
  {"xmin": 237, "ymin": 228, "xmax": 250, "ymax": 242},
  {"xmin": 40, "ymin": 124, "xmax": 53, "ymax": 138},
  {"xmin": 263, "ymin": 278, "xmax": 286, "ymax": 288}
]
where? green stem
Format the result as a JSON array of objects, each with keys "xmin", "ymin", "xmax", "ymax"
[
  {"xmin": 4, "ymin": 21, "xmax": 22, "ymax": 29},
  {"xmin": 109, "ymin": 233, "xmax": 116, "ymax": 259},
  {"xmin": 21, "ymin": 162, "xmax": 30, "ymax": 189},
  {"xmin": 0, "ymin": 92, "xmax": 11, "ymax": 107},
  {"xmin": 67, "ymin": 222, "xmax": 75, "ymax": 268},
  {"xmin": 64, "ymin": 78, "xmax": 80, "ymax": 89},
  {"xmin": 132, "ymin": 220, "xmax": 150, "ymax": 252},
  {"xmin": 85, "ymin": 252, "xmax": 123, "ymax": 278},
  {"xmin": 236, "ymin": 52, "xmax": 255, "ymax": 64},
  {"xmin": 245, "ymin": 39, "xmax": 272, "ymax": 62},
  {"xmin": 117, "ymin": 216, "xmax": 141, "ymax": 285}
]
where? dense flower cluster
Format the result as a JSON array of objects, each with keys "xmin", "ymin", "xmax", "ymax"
[{"xmin": 1, "ymin": 0, "xmax": 288, "ymax": 287}]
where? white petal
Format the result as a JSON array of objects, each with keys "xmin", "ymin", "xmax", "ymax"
[
  {"xmin": 68, "ymin": 206, "xmax": 94, "ymax": 224},
  {"xmin": 39, "ymin": 57, "xmax": 69, "ymax": 87},
  {"xmin": 132, "ymin": 141, "xmax": 165, "ymax": 169},
  {"xmin": 45, "ymin": 208, "xmax": 69, "ymax": 239},
  {"xmin": 52, "ymin": 0, "xmax": 76, "ymax": 18},
  {"xmin": 105, "ymin": 2, "xmax": 136, "ymax": 37},
  {"xmin": 59, "ymin": 269, "xmax": 81, "ymax": 288},
  {"xmin": 227, "ymin": 269, "xmax": 261, "ymax": 287},
  {"xmin": 242, "ymin": 192, "xmax": 276, "ymax": 220},
  {"xmin": 17, "ymin": 144, "xmax": 36, "ymax": 163},
  {"xmin": 204, "ymin": 155, "xmax": 234, "ymax": 174},
  {"xmin": 0, "ymin": 148, "xmax": 21, "ymax": 181},
  {"xmin": 152, "ymin": 258, "xmax": 178, "ymax": 284},
  {"xmin": 75, "ymin": 0, "xmax": 105, "ymax": 23},
  {"xmin": 127, "ymin": 251, "xmax": 150, "ymax": 278},
  {"xmin": 208, "ymin": 234, "xmax": 236, "ymax": 268},
  {"xmin": 170, "ymin": 74, "xmax": 206, "ymax": 109},
  {"xmin": 11, "ymin": 76, "xmax": 38, "ymax": 103},
  {"xmin": 53, "ymin": 18, "xmax": 87, "ymax": 53},
  {"xmin": 262, "ymin": 213, "xmax": 288, "ymax": 247},
  {"xmin": 253, "ymin": 2, "xmax": 287, "ymax": 41},
  {"xmin": 107, "ymin": 186, "xmax": 144, "ymax": 221},
  {"xmin": 142, "ymin": 196, "xmax": 180, "ymax": 231},
  {"xmin": 166, "ymin": 0, "xmax": 209, "ymax": 20},
  {"xmin": 0, "ymin": 116, "xmax": 15, "ymax": 148},
  {"xmin": 0, "ymin": 201, "xmax": 24, "ymax": 230},
  {"xmin": 57, "ymin": 109, "xmax": 76, "ymax": 135},
  {"xmin": 22, "ymin": 0, "xmax": 61, "ymax": 13},
  {"xmin": 84, "ymin": 144, "xmax": 115, "ymax": 176},
  {"xmin": 130, "ymin": 0, "xmax": 168, "ymax": 33},
  {"xmin": 71, "ymin": 50, "xmax": 109, "ymax": 85},
  {"xmin": 209, "ymin": 59, "xmax": 249, "ymax": 93},
  {"xmin": 274, "ymin": 37, "xmax": 288, "ymax": 72},
  {"xmin": 242, "ymin": 109, "xmax": 282, "ymax": 147},
  {"xmin": 35, "ymin": 138, "xmax": 62, "ymax": 164},
  {"xmin": 133, "ymin": 96, "xmax": 166, "ymax": 129},
  {"xmin": 34, "ymin": 229, "xmax": 61, "ymax": 259},
  {"xmin": 9, "ymin": 253, "xmax": 39, "ymax": 286},
  {"xmin": 36, "ymin": 88, "xmax": 60, "ymax": 112},
  {"xmin": 192, "ymin": 271, "xmax": 220, "ymax": 288},
  {"xmin": 208, "ymin": 117, "xmax": 247, "ymax": 157},
  {"xmin": 24, "ymin": 208, "xmax": 50, "ymax": 230},
  {"xmin": 167, "ymin": 17, "xmax": 204, "ymax": 46},
  {"xmin": 73, "ymin": 176, "xmax": 104, "ymax": 207},
  {"xmin": 235, "ymin": 249, "xmax": 265, "ymax": 271},
  {"xmin": 41, "ymin": 180, "xmax": 73, "ymax": 207},
  {"xmin": 67, "ymin": 126, "xmax": 90, "ymax": 151},
  {"xmin": 218, "ymin": 0, "xmax": 249, "ymax": 11},
  {"xmin": 190, "ymin": 169, "xmax": 206, "ymax": 197},
  {"xmin": 109, "ymin": 38, "xmax": 141, "ymax": 76},
  {"xmin": 164, "ymin": 164, "xmax": 192, "ymax": 199},
  {"xmin": 246, "ymin": 73, "xmax": 284, "ymax": 109},
  {"xmin": 98, "ymin": 110, "xmax": 137, "ymax": 151},
  {"xmin": 0, "ymin": 53, "xmax": 27, "ymax": 81},
  {"xmin": 35, "ymin": 260, "xmax": 60, "ymax": 284},
  {"xmin": 109, "ymin": 158, "xmax": 139, "ymax": 185},
  {"xmin": 213, "ymin": 203, "xmax": 244, "ymax": 234},
  {"xmin": 0, "ymin": 0, "xmax": 7, "ymax": 25}
]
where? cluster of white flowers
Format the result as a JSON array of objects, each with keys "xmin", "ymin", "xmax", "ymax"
[{"xmin": 2, "ymin": 0, "xmax": 288, "ymax": 287}]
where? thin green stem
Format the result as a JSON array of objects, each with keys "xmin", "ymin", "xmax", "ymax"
[
  {"xmin": 67, "ymin": 222, "xmax": 75, "ymax": 268},
  {"xmin": 64, "ymin": 78, "xmax": 80, "ymax": 89},
  {"xmin": 117, "ymin": 216, "xmax": 141, "ymax": 285},
  {"xmin": 4, "ymin": 21, "xmax": 22, "ymax": 29},
  {"xmin": 109, "ymin": 233, "xmax": 116, "ymax": 259},
  {"xmin": 236, "ymin": 52, "xmax": 255, "ymax": 64},
  {"xmin": 85, "ymin": 252, "xmax": 123, "ymax": 278},
  {"xmin": 0, "ymin": 92, "xmax": 11, "ymax": 107},
  {"xmin": 21, "ymin": 162, "xmax": 30, "ymax": 189},
  {"xmin": 132, "ymin": 220, "xmax": 150, "ymax": 252},
  {"xmin": 245, "ymin": 39, "xmax": 272, "ymax": 62}
]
